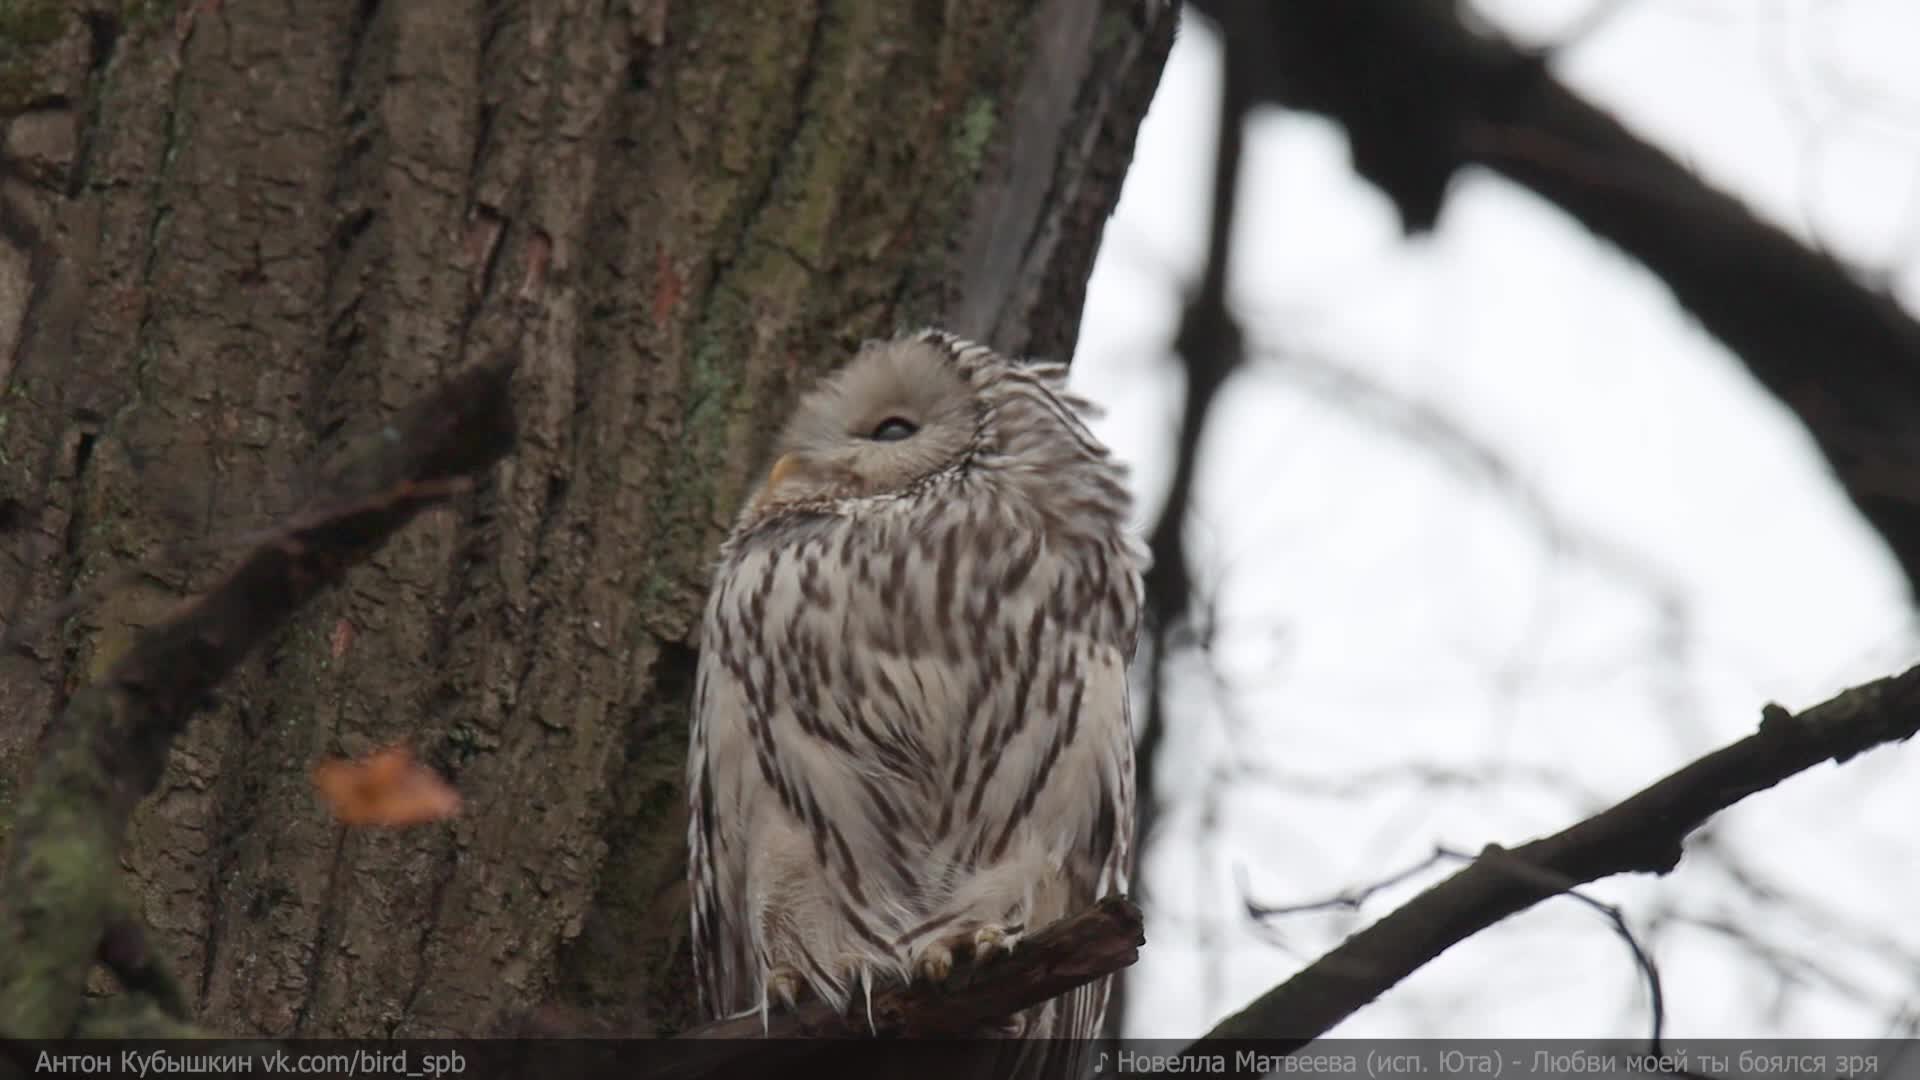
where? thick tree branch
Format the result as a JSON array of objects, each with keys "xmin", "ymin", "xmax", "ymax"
[
  {"xmin": 1195, "ymin": 664, "xmax": 1920, "ymax": 1046},
  {"xmin": 1192, "ymin": 0, "xmax": 1920, "ymax": 598},
  {"xmin": 683, "ymin": 896, "xmax": 1142, "ymax": 1040},
  {"xmin": 0, "ymin": 355, "xmax": 518, "ymax": 1038}
]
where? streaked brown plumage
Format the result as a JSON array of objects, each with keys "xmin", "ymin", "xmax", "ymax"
[{"xmin": 687, "ymin": 329, "xmax": 1144, "ymax": 1068}]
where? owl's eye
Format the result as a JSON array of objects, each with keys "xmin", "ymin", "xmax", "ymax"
[{"xmin": 868, "ymin": 417, "xmax": 919, "ymax": 442}]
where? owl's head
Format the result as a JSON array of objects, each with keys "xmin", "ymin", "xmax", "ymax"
[{"xmin": 742, "ymin": 328, "xmax": 1125, "ymax": 526}]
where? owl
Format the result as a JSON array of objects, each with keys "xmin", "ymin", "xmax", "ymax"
[{"xmin": 686, "ymin": 329, "xmax": 1145, "ymax": 1060}]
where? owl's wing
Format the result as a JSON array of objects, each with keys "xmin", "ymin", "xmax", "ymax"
[
  {"xmin": 1042, "ymin": 637, "xmax": 1135, "ymax": 1044},
  {"xmin": 979, "ymin": 634, "xmax": 1132, "ymax": 1080},
  {"xmin": 687, "ymin": 641, "xmax": 757, "ymax": 1020}
]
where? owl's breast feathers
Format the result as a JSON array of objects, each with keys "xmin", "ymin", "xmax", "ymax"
[{"xmin": 692, "ymin": 424, "xmax": 1139, "ymax": 1056}]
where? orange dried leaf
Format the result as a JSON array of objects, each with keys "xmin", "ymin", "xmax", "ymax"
[
  {"xmin": 312, "ymin": 745, "xmax": 461, "ymax": 828},
  {"xmin": 329, "ymin": 617, "xmax": 355, "ymax": 659}
]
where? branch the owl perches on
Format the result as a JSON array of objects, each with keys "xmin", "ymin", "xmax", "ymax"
[{"xmin": 673, "ymin": 895, "xmax": 1143, "ymax": 1044}]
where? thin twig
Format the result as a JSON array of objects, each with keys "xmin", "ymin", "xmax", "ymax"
[{"xmin": 1195, "ymin": 674, "xmax": 1920, "ymax": 1050}]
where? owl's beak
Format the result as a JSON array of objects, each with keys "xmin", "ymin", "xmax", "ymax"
[
  {"xmin": 765, "ymin": 454, "xmax": 801, "ymax": 493},
  {"xmin": 752, "ymin": 453, "xmax": 803, "ymax": 512}
]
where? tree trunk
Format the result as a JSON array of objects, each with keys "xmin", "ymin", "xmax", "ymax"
[{"xmin": 0, "ymin": 0, "xmax": 1172, "ymax": 1038}]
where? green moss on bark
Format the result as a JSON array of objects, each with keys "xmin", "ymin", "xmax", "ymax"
[
  {"xmin": 953, "ymin": 95, "xmax": 997, "ymax": 176},
  {"xmin": 0, "ymin": 689, "xmax": 125, "ymax": 1037}
]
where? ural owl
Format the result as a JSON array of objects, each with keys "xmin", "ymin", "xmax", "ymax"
[{"xmin": 686, "ymin": 329, "xmax": 1144, "ymax": 1059}]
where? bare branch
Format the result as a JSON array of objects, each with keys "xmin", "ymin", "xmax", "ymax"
[
  {"xmin": 1189, "ymin": 0, "xmax": 1920, "ymax": 597},
  {"xmin": 1196, "ymin": 666, "xmax": 1920, "ymax": 1047},
  {"xmin": 496, "ymin": 898, "xmax": 1142, "ymax": 1073},
  {"xmin": 687, "ymin": 896, "xmax": 1141, "ymax": 1040},
  {"xmin": 1241, "ymin": 845, "xmax": 1668, "ymax": 1043}
]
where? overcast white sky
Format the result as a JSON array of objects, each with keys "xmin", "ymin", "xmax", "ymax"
[{"xmin": 1072, "ymin": 0, "xmax": 1920, "ymax": 1040}]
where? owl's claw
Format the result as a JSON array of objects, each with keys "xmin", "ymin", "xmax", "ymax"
[
  {"xmin": 973, "ymin": 923, "xmax": 1022, "ymax": 962},
  {"xmin": 911, "ymin": 921, "xmax": 1024, "ymax": 985},
  {"xmin": 914, "ymin": 939, "xmax": 956, "ymax": 984},
  {"xmin": 759, "ymin": 959, "xmax": 880, "ymax": 1033}
]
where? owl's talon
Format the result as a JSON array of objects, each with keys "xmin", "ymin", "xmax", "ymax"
[
  {"xmin": 911, "ymin": 921, "xmax": 1021, "ymax": 985},
  {"xmin": 973, "ymin": 923, "xmax": 1021, "ymax": 963},
  {"xmin": 914, "ymin": 941, "xmax": 956, "ymax": 984}
]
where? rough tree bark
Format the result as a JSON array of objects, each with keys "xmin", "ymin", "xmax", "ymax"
[{"xmin": 0, "ymin": 0, "xmax": 1173, "ymax": 1038}]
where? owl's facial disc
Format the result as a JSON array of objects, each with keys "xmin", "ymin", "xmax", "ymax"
[
  {"xmin": 749, "ymin": 339, "xmax": 978, "ymax": 515},
  {"xmin": 753, "ymin": 408, "xmax": 942, "ymax": 511}
]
